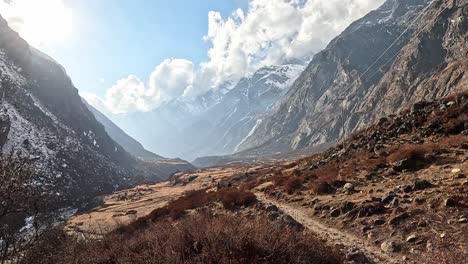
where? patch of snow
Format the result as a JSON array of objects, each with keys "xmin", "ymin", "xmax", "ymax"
[{"xmin": 234, "ymin": 119, "xmax": 263, "ymax": 152}]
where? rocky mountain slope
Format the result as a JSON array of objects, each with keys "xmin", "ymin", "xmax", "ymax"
[
  {"xmin": 237, "ymin": 0, "xmax": 467, "ymax": 155},
  {"xmin": 0, "ymin": 15, "xmax": 192, "ymax": 207},
  {"xmin": 84, "ymin": 99, "xmax": 163, "ymax": 161}
]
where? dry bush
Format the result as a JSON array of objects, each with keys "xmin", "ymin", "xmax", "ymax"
[
  {"xmin": 312, "ymin": 181, "xmax": 335, "ymax": 195},
  {"xmin": 0, "ymin": 157, "xmax": 58, "ymax": 263},
  {"xmin": 387, "ymin": 144, "xmax": 435, "ymax": 163},
  {"xmin": 26, "ymin": 214, "xmax": 343, "ymax": 264},
  {"xmin": 217, "ymin": 188, "xmax": 257, "ymax": 209},
  {"xmin": 121, "ymin": 188, "xmax": 257, "ymax": 233},
  {"xmin": 284, "ymin": 176, "xmax": 305, "ymax": 194}
]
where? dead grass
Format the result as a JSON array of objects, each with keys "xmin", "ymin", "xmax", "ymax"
[
  {"xmin": 217, "ymin": 188, "xmax": 257, "ymax": 209},
  {"xmin": 24, "ymin": 214, "xmax": 343, "ymax": 264},
  {"xmin": 387, "ymin": 144, "xmax": 434, "ymax": 163},
  {"xmin": 121, "ymin": 188, "xmax": 258, "ymax": 233}
]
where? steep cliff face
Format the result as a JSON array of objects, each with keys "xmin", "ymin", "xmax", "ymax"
[
  {"xmin": 84, "ymin": 100, "xmax": 163, "ymax": 161},
  {"xmin": 0, "ymin": 15, "xmax": 143, "ymax": 207},
  {"xmin": 238, "ymin": 0, "xmax": 466, "ymax": 154}
]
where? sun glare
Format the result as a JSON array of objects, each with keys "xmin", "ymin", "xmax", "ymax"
[{"xmin": 0, "ymin": 0, "xmax": 72, "ymax": 48}]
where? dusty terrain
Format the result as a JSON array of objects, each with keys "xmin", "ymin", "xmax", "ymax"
[{"xmin": 67, "ymin": 166, "xmax": 256, "ymax": 233}]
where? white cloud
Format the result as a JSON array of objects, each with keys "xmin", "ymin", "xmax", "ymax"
[
  {"xmin": 83, "ymin": 59, "xmax": 194, "ymax": 114},
  {"xmin": 0, "ymin": 0, "xmax": 73, "ymax": 51},
  {"xmin": 88, "ymin": 0, "xmax": 385, "ymax": 114}
]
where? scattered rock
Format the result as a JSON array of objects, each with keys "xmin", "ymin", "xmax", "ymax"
[
  {"xmin": 280, "ymin": 215, "xmax": 303, "ymax": 230},
  {"xmin": 459, "ymin": 218, "xmax": 468, "ymax": 223},
  {"xmin": 454, "ymin": 172, "xmax": 466, "ymax": 179},
  {"xmin": 381, "ymin": 241, "xmax": 400, "ymax": 253},
  {"xmin": 267, "ymin": 211, "xmax": 280, "ymax": 220},
  {"xmin": 266, "ymin": 205, "xmax": 279, "ymax": 212},
  {"xmin": 125, "ymin": 210, "xmax": 137, "ymax": 215},
  {"xmin": 374, "ymin": 219, "xmax": 386, "ymax": 226},
  {"xmin": 406, "ymin": 234, "xmax": 418, "ymax": 243},
  {"xmin": 330, "ymin": 208, "xmax": 341, "ymax": 217},
  {"xmin": 346, "ymin": 248, "xmax": 371, "ymax": 263},
  {"xmin": 390, "ymin": 212, "xmax": 410, "ymax": 226},
  {"xmin": 382, "ymin": 191, "xmax": 397, "ymax": 204},
  {"xmin": 392, "ymin": 158, "xmax": 416, "ymax": 172},
  {"xmin": 413, "ymin": 179, "xmax": 433, "ymax": 190},
  {"xmin": 343, "ymin": 183, "xmax": 355, "ymax": 193},
  {"xmin": 340, "ymin": 201, "xmax": 355, "ymax": 214},
  {"xmin": 444, "ymin": 198, "xmax": 457, "ymax": 207},
  {"xmin": 403, "ymin": 185, "xmax": 413, "ymax": 193}
]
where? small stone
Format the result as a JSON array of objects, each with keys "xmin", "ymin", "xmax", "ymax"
[
  {"xmin": 406, "ymin": 234, "xmax": 418, "ymax": 243},
  {"xmin": 403, "ymin": 185, "xmax": 413, "ymax": 193},
  {"xmin": 444, "ymin": 198, "xmax": 457, "ymax": 207},
  {"xmin": 343, "ymin": 183, "xmax": 355, "ymax": 192},
  {"xmin": 374, "ymin": 219, "xmax": 386, "ymax": 226},
  {"xmin": 459, "ymin": 218, "xmax": 468, "ymax": 223},
  {"xmin": 125, "ymin": 210, "xmax": 137, "ymax": 215},
  {"xmin": 381, "ymin": 241, "xmax": 400, "ymax": 253},
  {"xmin": 330, "ymin": 208, "xmax": 341, "ymax": 217},
  {"xmin": 414, "ymin": 179, "xmax": 433, "ymax": 190},
  {"xmin": 390, "ymin": 212, "xmax": 410, "ymax": 226},
  {"xmin": 382, "ymin": 191, "xmax": 396, "ymax": 204},
  {"xmin": 266, "ymin": 205, "xmax": 279, "ymax": 212},
  {"xmin": 440, "ymin": 233, "xmax": 446, "ymax": 238}
]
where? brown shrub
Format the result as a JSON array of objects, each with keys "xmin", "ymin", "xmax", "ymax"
[
  {"xmin": 312, "ymin": 181, "xmax": 335, "ymax": 195},
  {"xmin": 284, "ymin": 177, "xmax": 304, "ymax": 194},
  {"xmin": 26, "ymin": 214, "xmax": 343, "ymax": 264},
  {"xmin": 387, "ymin": 144, "xmax": 434, "ymax": 163},
  {"xmin": 217, "ymin": 188, "xmax": 257, "ymax": 209}
]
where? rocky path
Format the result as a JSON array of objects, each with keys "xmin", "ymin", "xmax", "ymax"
[{"xmin": 256, "ymin": 193, "xmax": 402, "ymax": 264}]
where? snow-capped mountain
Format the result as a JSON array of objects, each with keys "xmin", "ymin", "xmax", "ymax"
[{"xmin": 110, "ymin": 63, "xmax": 305, "ymax": 161}]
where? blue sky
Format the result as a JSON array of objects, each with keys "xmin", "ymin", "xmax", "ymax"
[
  {"xmin": 52, "ymin": 0, "xmax": 248, "ymax": 97},
  {"xmin": 1, "ymin": 0, "xmax": 385, "ymax": 114}
]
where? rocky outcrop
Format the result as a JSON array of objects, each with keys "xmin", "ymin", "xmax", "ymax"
[{"xmin": 238, "ymin": 0, "xmax": 467, "ymax": 155}]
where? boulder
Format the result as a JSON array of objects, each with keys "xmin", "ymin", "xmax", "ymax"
[
  {"xmin": 413, "ymin": 179, "xmax": 433, "ymax": 190},
  {"xmin": 381, "ymin": 241, "xmax": 400, "ymax": 253},
  {"xmin": 389, "ymin": 212, "xmax": 410, "ymax": 226},
  {"xmin": 343, "ymin": 183, "xmax": 355, "ymax": 193},
  {"xmin": 330, "ymin": 208, "xmax": 341, "ymax": 217},
  {"xmin": 444, "ymin": 198, "xmax": 457, "ymax": 207},
  {"xmin": 266, "ymin": 205, "xmax": 279, "ymax": 213},
  {"xmin": 382, "ymin": 192, "xmax": 397, "ymax": 204}
]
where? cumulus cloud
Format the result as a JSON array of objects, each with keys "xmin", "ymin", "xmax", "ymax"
[
  {"xmin": 89, "ymin": 0, "xmax": 385, "ymax": 114},
  {"xmin": 82, "ymin": 59, "xmax": 194, "ymax": 114}
]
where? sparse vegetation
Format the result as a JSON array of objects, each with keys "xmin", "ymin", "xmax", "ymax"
[
  {"xmin": 24, "ymin": 213, "xmax": 343, "ymax": 264},
  {"xmin": 0, "ymin": 157, "xmax": 57, "ymax": 264},
  {"xmin": 121, "ymin": 188, "xmax": 257, "ymax": 233}
]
